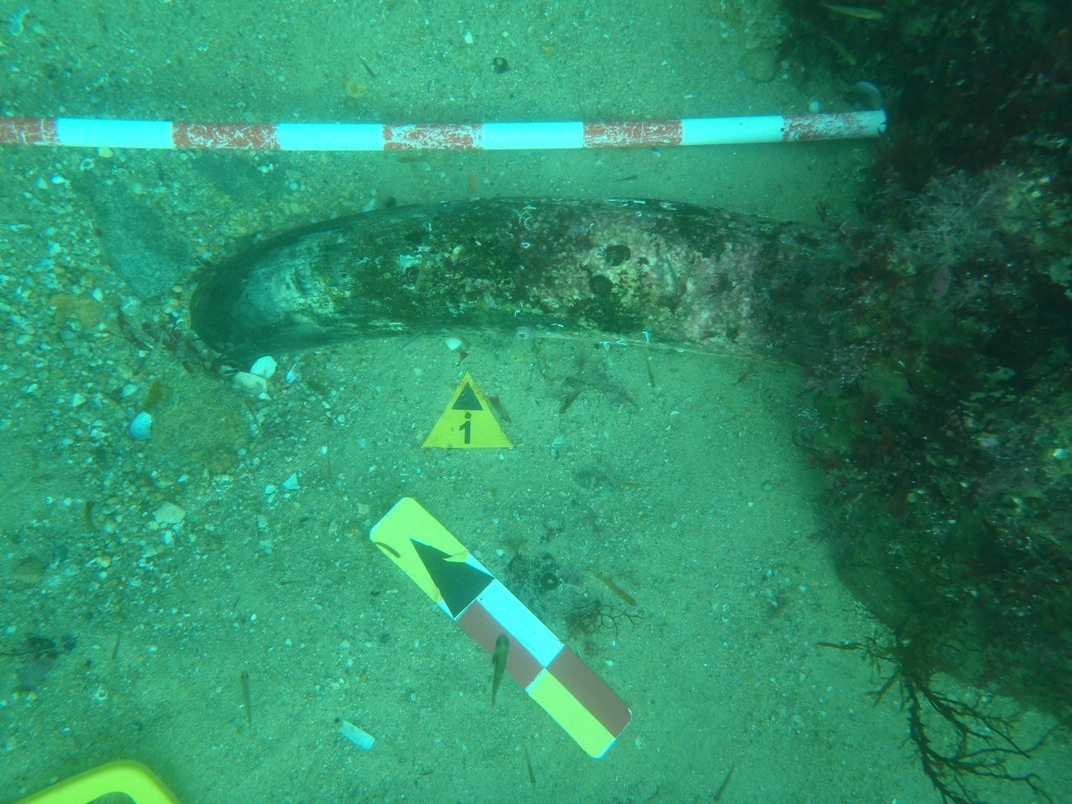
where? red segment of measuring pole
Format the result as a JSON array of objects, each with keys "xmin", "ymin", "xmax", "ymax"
[
  {"xmin": 383, "ymin": 123, "xmax": 483, "ymax": 150},
  {"xmin": 782, "ymin": 111, "xmax": 878, "ymax": 142},
  {"xmin": 0, "ymin": 117, "xmax": 59, "ymax": 146},
  {"xmin": 583, "ymin": 120, "xmax": 683, "ymax": 148},
  {"xmin": 172, "ymin": 122, "xmax": 280, "ymax": 150}
]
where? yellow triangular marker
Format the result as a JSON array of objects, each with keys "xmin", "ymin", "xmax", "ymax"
[{"xmin": 422, "ymin": 372, "xmax": 512, "ymax": 448}]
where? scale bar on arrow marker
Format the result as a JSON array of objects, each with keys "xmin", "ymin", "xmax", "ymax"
[{"xmin": 369, "ymin": 497, "xmax": 632, "ymax": 758}]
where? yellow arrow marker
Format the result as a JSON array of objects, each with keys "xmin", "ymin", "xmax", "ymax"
[
  {"xmin": 370, "ymin": 498, "xmax": 632, "ymax": 758},
  {"xmin": 370, "ymin": 497, "xmax": 472, "ymax": 603},
  {"xmin": 422, "ymin": 372, "xmax": 512, "ymax": 449},
  {"xmin": 17, "ymin": 760, "xmax": 182, "ymax": 804}
]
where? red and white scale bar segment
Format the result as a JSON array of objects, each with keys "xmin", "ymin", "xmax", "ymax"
[
  {"xmin": 449, "ymin": 563, "xmax": 633, "ymax": 759},
  {"xmin": 0, "ymin": 111, "xmax": 886, "ymax": 151}
]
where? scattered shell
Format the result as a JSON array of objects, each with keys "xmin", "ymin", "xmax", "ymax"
[
  {"xmin": 337, "ymin": 718, "xmax": 375, "ymax": 750},
  {"xmin": 128, "ymin": 411, "xmax": 153, "ymax": 440},
  {"xmin": 6, "ymin": 7, "xmax": 29, "ymax": 37},
  {"xmin": 850, "ymin": 80, "xmax": 884, "ymax": 111},
  {"xmin": 250, "ymin": 355, "xmax": 277, "ymax": 379},
  {"xmin": 444, "ymin": 335, "xmax": 469, "ymax": 361},
  {"xmin": 281, "ymin": 472, "xmax": 300, "ymax": 491},
  {"xmin": 231, "ymin": 371, "xmax": 269, "ymax": 398},
  {"xmin": 153, "ymin": 501, "xmax": 186, "ymax": 526}
]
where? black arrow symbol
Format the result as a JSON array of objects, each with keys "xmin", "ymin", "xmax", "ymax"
[{"xmin": 410, "ymin": 539, "xmax": 493, "ymax": 619}]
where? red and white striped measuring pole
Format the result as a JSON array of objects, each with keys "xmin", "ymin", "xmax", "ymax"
[{"xmin": 0, "ymin": 110, "xmax": 885, "ymax": 151}]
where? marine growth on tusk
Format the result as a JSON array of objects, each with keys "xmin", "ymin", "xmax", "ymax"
[{"xmin": 190, "ymin": 198, "xmax": 861, "ymax": 363}]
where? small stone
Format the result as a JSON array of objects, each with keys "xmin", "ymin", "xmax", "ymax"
[
  {"xmin": 13, "ymin": 555, "xmax": 46, "ymax": 583},
  {"xmin": 128, "ymin": 411, "xmax": 153, "ymax": 440},
  {"xmin": 281, "ymin": 472, "xmax": 300, "ymax": 491},
  {"xmin": 153, "ymin": 501, "xmax": 186, "ymax": 526},
  {"xmin": 740, "ymin": 47, "xmax": 778, "ymax": 83}
]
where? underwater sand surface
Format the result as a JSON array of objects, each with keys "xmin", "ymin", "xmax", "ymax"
[{"xmin": 1, "ymin": 1, "xmax": 1067, "ymax": 801}]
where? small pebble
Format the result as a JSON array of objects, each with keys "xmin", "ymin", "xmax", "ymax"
[
  {"xmin": 13, "ymin": 555, "xmax": 46, "ymax": 583},
  {"xmin": 128, "ymin": 411, "xmax": 152, "ymax": 440},
  {"xmin": 153, "ymin": 501, "xmax": 186, "ymax": 526},
  {"xmin": 740, "ymin": 47, "xmax": 778, "ymax": 83}
]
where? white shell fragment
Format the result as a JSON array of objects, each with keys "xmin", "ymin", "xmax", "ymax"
[
  {"xmin": 231, "ymin": 371, "xmax": 269, "ymax": 398},
  {"xmin": 231, "ymin": 355, "xmax": 276, "ymax": 399},
  {"xmin": 281, "ymin": 472, "xmax": 300, "ymax": 491},
  {"xmin": 249, "ymin": 355, "xmax": 277, "ymax": 379},
  {"xmin": 338, "ymin": 718, "xmax": 375, "ymax": 750},
  {"xmin": 128, "ymin": 411, "xmax": 153, "ymax": 440}
]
